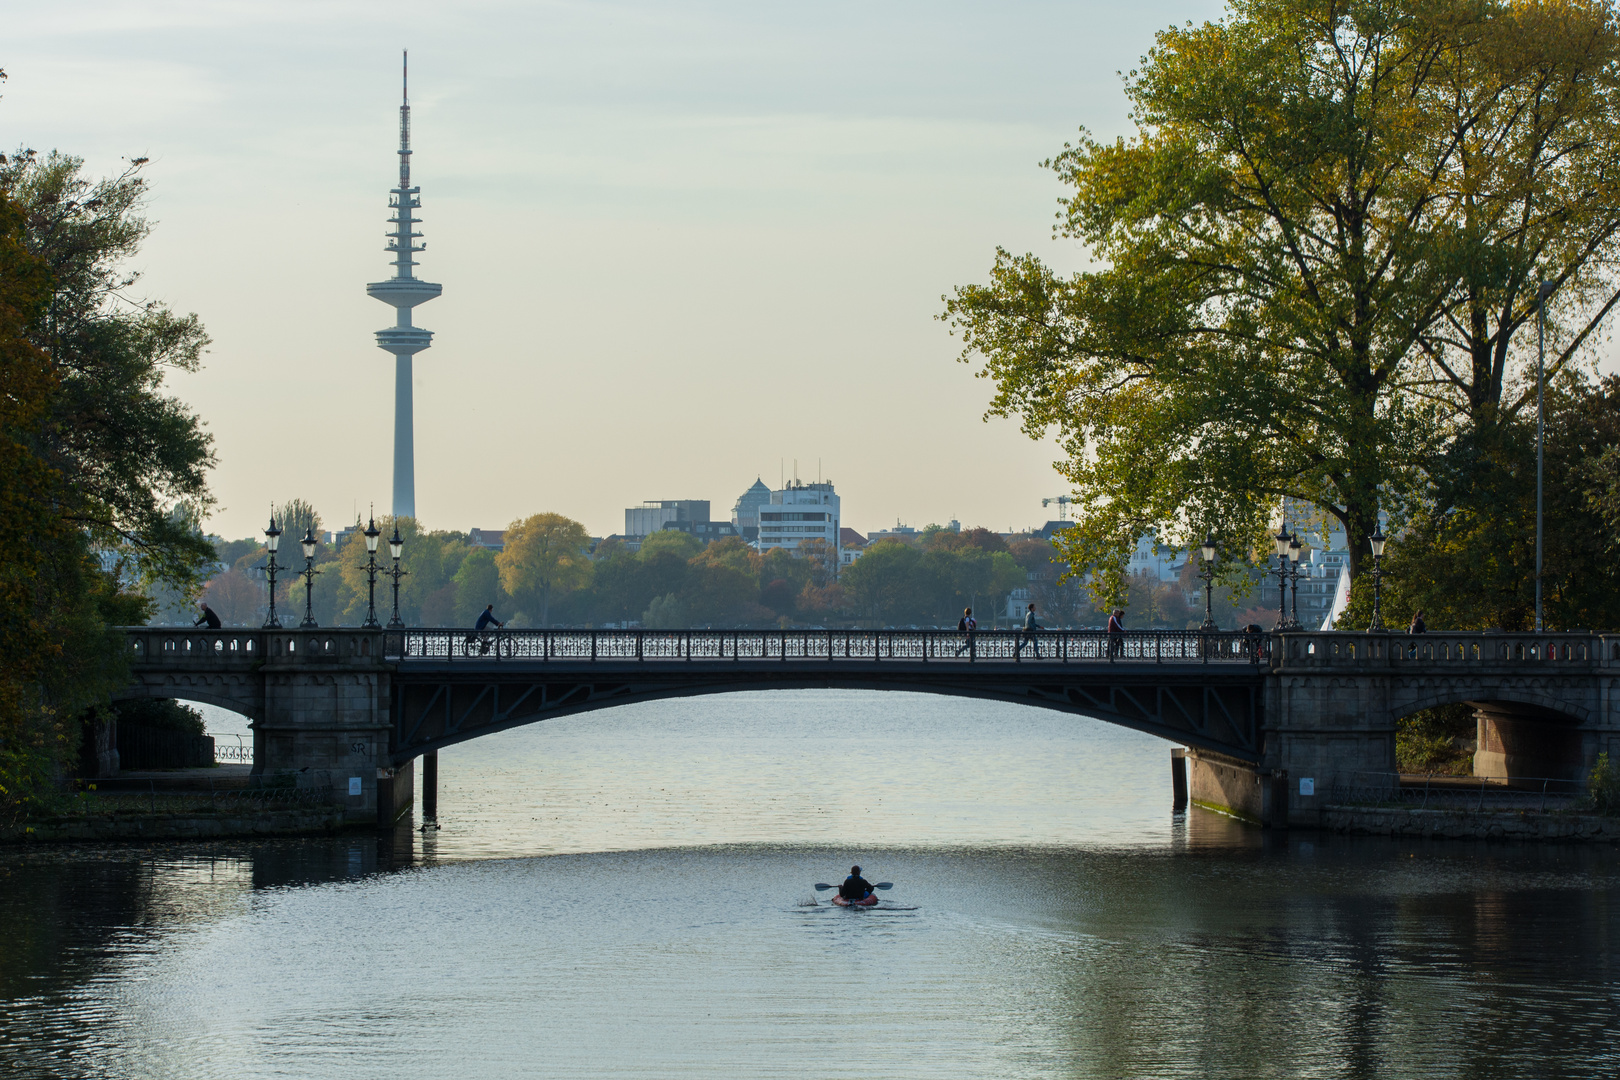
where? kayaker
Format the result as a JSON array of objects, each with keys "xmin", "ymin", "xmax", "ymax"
[{"xmin": 839, "ymin": 865, "xmax": 875, "ymax": 902}]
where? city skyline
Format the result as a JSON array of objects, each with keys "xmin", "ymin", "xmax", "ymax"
[{"xmin": 2, "ymin": 0, "xmax": 1231, "ymax": 542}]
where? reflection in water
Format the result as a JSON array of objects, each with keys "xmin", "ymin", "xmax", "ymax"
[{"xmin": 2, "ymin": 692, "xmax": 1618, "ymax": 1079}]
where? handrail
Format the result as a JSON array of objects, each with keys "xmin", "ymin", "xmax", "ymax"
[{"xmin": 384, "ymin": 628, "xmax": 1272, "ymax": 664}]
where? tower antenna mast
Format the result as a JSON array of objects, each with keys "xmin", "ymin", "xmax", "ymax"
[{"xmin": 367, "ymin": 48, "xmax": 442, "ymax": 520}]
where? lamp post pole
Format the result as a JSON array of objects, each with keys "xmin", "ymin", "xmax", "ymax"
[
  {"xmin": 361, "ymin": 514, "xmax": 382, "ymax": 629},
  {"xmin": 298, "ymin": 528, "xmax": 321, "ymax": 629},
  {"xmin": 1198, "ymin": 532, "xmax": 1219, "ymax": 633},
  {"xmin": 1272, "ymin": 525, "xmax": 1291, "ymax": 631},
  {"xmin": 1367, "ymin": 527, "xmax": 1387, "ymax": 632},
  {"xmin": 385, "ymin": 526, "xmax": 408, "ymax": 629},
  {"xmin": 1287, "ymin": 536, "xmax": 1304, "ymax": 630},
  {"xmin": 1537, "ymin": 279, "xmax": 1553, "ymax": 632},
  {"xmin": 262, "ymin": 514, "xmax": 283, "ymax": 630}
]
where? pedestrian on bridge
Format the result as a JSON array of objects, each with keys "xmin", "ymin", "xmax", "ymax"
[
  {"xmin": 955, "ymin": 607, "xmax": 976, "ymax": 656},
  {"xmin": 193, "ymin": 603, "xmax": 222, "ymax": 630},
  {"xmin": 1016, "ymin": 603, "xmax": 1042, "ymax": 658},
  {"xmin": 1107, "ymin": 608, "xmax": 1125, "ymax": 658}
]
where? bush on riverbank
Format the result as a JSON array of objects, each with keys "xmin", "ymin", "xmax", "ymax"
[
  {"xmin": 1396, "ymin": 705, "xmax": 1475, "ymax": 775},
  {"xmin": 1587, "ymin": 753, "xmax": 1620, "ymax": 814}
]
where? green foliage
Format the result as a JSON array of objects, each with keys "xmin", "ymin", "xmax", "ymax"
[
  {"xmin": 1338, "ymin": 374, "xmax": 1620, "ymax": 631},
  {"xmin": 944, "ymin": 0, "xmax": 1620, "ymax": 604},
  {"xmin": 1587, "ymin": 752, "xmax": 1620, "ymax": 814},
  {"xmin": 3, "ymin": 150, "xmax": 216, "ymax": 590},
  {"xmin": 0, "ymin": 165, "xmax": 188, "ymax": 819},
  {"xmin": 1395, "ymin": 704, "xmax": 1475, "ymax": 775},
  {"xmin": 114, "ymin": 698, "xmax": 204, "ymax": 737}
]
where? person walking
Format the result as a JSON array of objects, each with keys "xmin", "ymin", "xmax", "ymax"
[
  {"xmin": 1015, "ymin": 603, "xmax": 1042, "ymax": 658},
  {"xmin": 193, "ymin": 602, "xmax": 222, "ymax": 630},
  {"xmin": 954, "ymin": 607, "xmax": 976, "ymax": 656},
  {"xmin": 1407, "ymin": 609, "xmax": 1426, "ymax": 658},
  {"xmin": 1106, "ymin": 608, "xmax": 1125, "ymax": 658}
]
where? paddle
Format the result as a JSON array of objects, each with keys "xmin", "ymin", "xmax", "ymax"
[{"xmin": 814, "ymin": 882, "xmax": 892, "ymax": 891}]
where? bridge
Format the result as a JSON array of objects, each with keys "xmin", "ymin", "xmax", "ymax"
[{"xmin": 114, "ymin": 626, "xmax": 1620, "ymax": 828}]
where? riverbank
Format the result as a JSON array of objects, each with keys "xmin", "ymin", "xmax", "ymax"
[
  {"xmin": 1, "ymin": 806, "xmax": 347, "ymax": 843},
  {"xmin": 1321, "ymin": 803, "xmax": 1620, "ymax": 841}
]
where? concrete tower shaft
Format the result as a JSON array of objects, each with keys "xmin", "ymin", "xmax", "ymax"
[{"xmin": 367, "ymin": 50, "xmax": 441, "ymax": 521}]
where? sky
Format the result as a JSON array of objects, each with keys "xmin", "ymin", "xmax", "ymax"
[{"xmin": 4, "ymin": 0, "xmax": 1228, "ymax": 540}]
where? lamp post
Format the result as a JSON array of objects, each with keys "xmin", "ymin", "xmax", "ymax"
[
  {"xmin": 298, "ymin": 527, "xmax": 321, "ymax": 628},
  {"xmin": 1536, "ymin": 279, "xmax": 1553, "ymax": 632},
  {"xmin": 361, "ymin": 514, "xmax": 383, "ymax": 629},
  {"xmin": 1286, "ymin": 535, "xmax": 1304, "ymax": 630},
  {"xmin": 1272, "ymin": 525, "xmax": 1292, "ymax": 630},
  {"xmin": 1367, "ymin": 527, "xmax": 1387, "ymax": 632},
  {"xmin": 384, "ymin": 526, "xmax": 408, "ymax": 629},
  {"xmin": 1198, "ymin": 531, "xmax": 1219, "ymax": 633},
  {"xmin": 262, "ymin": 513, "xmax": 283, "ymax": 629}
]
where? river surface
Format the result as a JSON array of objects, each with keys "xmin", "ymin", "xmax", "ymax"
[{"xmin": 3, "ymin": 691, "xmax": 1619, "ymax": 1079}]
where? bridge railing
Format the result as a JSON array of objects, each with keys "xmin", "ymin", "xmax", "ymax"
[
  {"xmin": 1329, "ymin": 770, "xmax": 1583, "ymax": 812},
  {"xmin": 388, "ymin": 628, "xmax": 1272, "ymax": 664},
  {"xmin": 1275, "ymin": 631, "xmax": 1608, "ymax": 669}
]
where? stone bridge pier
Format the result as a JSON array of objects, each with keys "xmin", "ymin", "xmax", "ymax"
[
  {"xmin": 1185, "ymin": 631, "xmax": 1620, "ymax": 825},
  {"xmin": 120, "ymin": 629, "xmax": 413, "ymax": 826}
]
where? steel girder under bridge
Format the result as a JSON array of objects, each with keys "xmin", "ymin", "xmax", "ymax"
[{"xmin": 388, "ymin": 628, "xmax": 1269, "ymax": 764}]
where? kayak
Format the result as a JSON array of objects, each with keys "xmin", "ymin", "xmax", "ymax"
[{"xmin": 831, "ymin": 893, "xmax": 879, "ymax": 907}]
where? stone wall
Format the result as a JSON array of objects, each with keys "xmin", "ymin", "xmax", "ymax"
[
  {"xmin": 1321, "ymin": 804, "xmax": 1620, "ymax": 842},
  {"xmin": 2, "ymin": 807, "xmax": 346, "ymax": 843}
]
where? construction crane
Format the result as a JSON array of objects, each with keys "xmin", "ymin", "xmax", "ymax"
[{"xmin": 1041, "ymin": 496, "xmax": 1073, "ymax": 521}]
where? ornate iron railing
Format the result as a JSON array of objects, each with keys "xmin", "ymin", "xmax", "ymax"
[{"xmin": 387, "ymin": 628, "xmax": 1272, "ymax": 664}]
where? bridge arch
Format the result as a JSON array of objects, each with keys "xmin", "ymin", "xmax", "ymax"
[
  {"xmin": 1389, "ymin": 677, "xmax": 1596, "ymax": 781},
  {"xmin": 388, "ymin": 669, "xmax": 1265, "ymax": 766},
  {"xmin": 112, "ymin": 677, "xmax": 264, "ymax": 724}
]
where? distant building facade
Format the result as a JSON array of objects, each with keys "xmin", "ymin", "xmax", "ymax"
[
  {"xmin": 731, "ymin": 479, "xmax": 771, "ymax": 543},
  {"xmin": 625, "ymin": 500, "xmax": 737, "ymax": 544},
  {"xmin": 468, "ymin": 528, "xmax": 506, "ymax": 552},
  {"xmin": 758, "ymin": 480, "xmax": 840, "ymax": 560}
]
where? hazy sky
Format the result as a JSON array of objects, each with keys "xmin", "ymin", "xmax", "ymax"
[{"xmin": 5, "ymin": 0, "xmax": 1227, "ymax": 540}]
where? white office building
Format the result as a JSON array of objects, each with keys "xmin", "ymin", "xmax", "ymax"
[{"xmin": 757, "ymin": 480, "xmax": 840, "ymax": 561}]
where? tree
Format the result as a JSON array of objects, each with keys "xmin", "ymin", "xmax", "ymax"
[
  {"xmin": 3, "ymin": 150, "xmax": 215, "ymax": 588},
  {"xmin": 497, "ymin": 514, "xmax": 592, "ymax": 624},
  {"xmin": 944, "ymin": 0, "xmax": 1620, "ymax": 601},
  {"xmin": 2, "ymin": 139, "xmax": 219, "ymax": 815},
  {"xmin": 453, "ymin": 548, "xmax": 502, "ymax": 626},
  {"xmin": 840, "ymin": 541, "xmax": 924, "ymax": 625},
  {"xmin": 1340, "ymin": 372, "xmax": 1620, "ymax": 629}
]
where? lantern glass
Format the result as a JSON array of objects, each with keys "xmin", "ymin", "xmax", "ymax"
[
  {"xmin": 364, "ymin": 517, "xmax": 381, "ymax": 554},
  {"xmin": 389, "ymin": 528, "xmax": 404, "ymax": 561},
  {"xmin": 1274, "ymin": 527, "xmax": 1291, "ymax": 558},
  {"xmin": 1200, "ymin": 533, "xmax": 1217, "ymax": 563},
  {"xmin": 300, "ymin": 528, "xmax": 317, "ymax": 560},
  {"xmin": 1370, "ymin": 529, "xmax": 1386, "ymax": 557},
  {"xmin": 264, "ymin": 518, "xmax": 281, "ymax": 553},
  {"xmin": 1288, "ymin": 538, "xmax": 1302, "ymax": 563}
]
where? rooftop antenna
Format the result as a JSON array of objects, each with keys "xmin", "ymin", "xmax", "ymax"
[{"xmin": 367, "ymin": 47, "xmax": 442, "ymax": 521}]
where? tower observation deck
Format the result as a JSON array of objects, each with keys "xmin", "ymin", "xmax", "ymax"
[{"xmin": 367, "ymin": 50, "xmax": 441, "ymax": 520}]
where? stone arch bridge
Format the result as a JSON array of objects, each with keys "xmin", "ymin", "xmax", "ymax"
[{"xmin": 117, "ymin": 626, "xmax": 1620, "ymax": 827}]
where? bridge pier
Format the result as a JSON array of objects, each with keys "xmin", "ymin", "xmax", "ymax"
[
  {"xmin": 1185, "ymin": 749, "xmax": 1289, "ymax": 827},
  {"xmin": 421, "ymin": 750, "xmax": 438, "ymax": 822},
  {"xmin": 248, "ymin": 631, "xmax": 396, "ymax": 825},
  {"xmin": 1473, "ymin": 705, "xmax": 1584, "ymax": 781}
]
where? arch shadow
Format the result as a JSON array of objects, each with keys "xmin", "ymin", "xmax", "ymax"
[{"xmin": 389, "ymin": 667, "xmax": 1265, "ymax": 766}]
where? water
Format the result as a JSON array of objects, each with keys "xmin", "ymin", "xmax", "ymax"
[{"xmin": 4, "ymin": 691, "xmax": 1619, "ymax": 1079}]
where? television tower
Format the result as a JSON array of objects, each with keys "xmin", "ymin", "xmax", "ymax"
[{"xmin": 367, "ymin": 50, "xmax": 441, "ymax": 520}]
